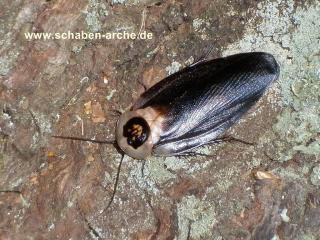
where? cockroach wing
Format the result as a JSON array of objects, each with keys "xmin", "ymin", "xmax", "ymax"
[{"xmin": 134, "ymin": 52, "xmax": 280, "ymax": 156}]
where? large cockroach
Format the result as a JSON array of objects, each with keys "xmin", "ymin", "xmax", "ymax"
[
  {"xmin": 54, "ymin": 52, "xmax": 280, "ymax": 209},
  {"xmin": 116, "ymin": 52, "xmax": 279, "ymax": 159}
]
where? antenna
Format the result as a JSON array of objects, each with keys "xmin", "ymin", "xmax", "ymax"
[
  {"xmin": 102, "ymin": 153, "xmax": 125, "ymax": 212},
  {"xmin": 52, "ymin": 135, "xmax": 115, "ymax": 144}
]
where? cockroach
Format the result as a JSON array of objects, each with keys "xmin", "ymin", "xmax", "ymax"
[
  {"xmin": 116, "ymin": 52, "xmax": 279, "ymax": 159},
  {"xmin": 53, "ymin": 52, "xmax": 280, "ymax": 209}
]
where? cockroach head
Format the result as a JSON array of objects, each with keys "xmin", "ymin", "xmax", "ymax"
[
  {"xmin": 116, "ymin": 107, "xmax": 162, "ymax": 160},
  {"xmin": 123, "ymin": 117, "xmax": 150, "ymax": 149}
]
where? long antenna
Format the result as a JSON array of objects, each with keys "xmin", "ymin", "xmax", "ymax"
[
  {"xmin": 102, "ymin": 153, "xmax": 125, "ymax": 213},
  {"xmin": 52, "ymin": 135, "xmax": 115, "ymax": 144},
  {"xmin": 52, "ymin": 134, "xmax": 125, "ymax": 212}
]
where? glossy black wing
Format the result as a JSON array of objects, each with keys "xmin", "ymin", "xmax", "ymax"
[
  {"xmin": 132, "ymin": 56, "xmax": 229, "ymax": 110},
  {"xmin": 135, "ymin": 52, "xmax": 280, "ymax": 156}
]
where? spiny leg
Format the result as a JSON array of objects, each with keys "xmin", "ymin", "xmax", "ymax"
[
  {"xmin": 176, "ymin": 152, "xmax": 213, "ymax": 158},
  {"xmin": 107, "ymin": 109, "xmax": 122, "ymax": 117},
  {"xmin": 208, "ymin": 135, "xmax": 255, "ymax": 146},
  {"xmin": 189, "ymin": 45, "xmax": 214, "ymax": 67}
]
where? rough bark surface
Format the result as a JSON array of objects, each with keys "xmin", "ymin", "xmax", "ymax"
[{"xmin": 0, "ymin": 0, "xmax": 319, "ymax": 239}]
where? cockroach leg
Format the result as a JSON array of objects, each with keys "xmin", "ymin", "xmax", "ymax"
[
  {"xmin": 175, "ymin": 151, "xmax": 212, "ymax": 158},
  {"xmin": 209, "ymin": 136, "xmax": 255, "ymax": 146},
  {"xmin": 190, "ymin": 45, "xmax": 214, "ymax": 67},
  {"xmin": 107, "ymin": 109, "xmax": 122, "ymax": 117},
  {"xmin": 137, "ymin": 77, "xmax": 148, "ymax": 91},
  {"xmin": 141, "ymin": 159, "xmax": 146, "ymax": 177},
  {"xmin": 102, "ymin": 153, "xmax": 125, "ymax": 212},
  {"xmin": 163, "ymin": 161, "xmax": 177, "ymax": 174}
]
